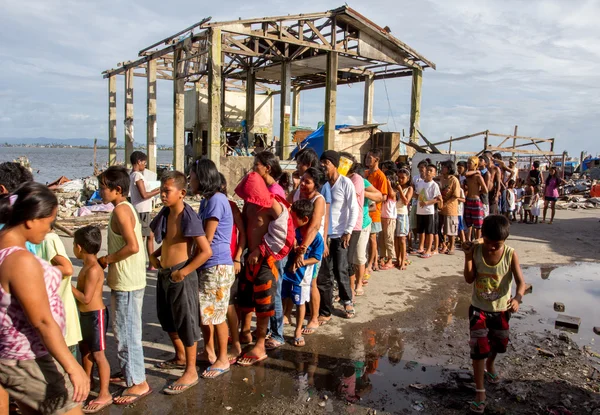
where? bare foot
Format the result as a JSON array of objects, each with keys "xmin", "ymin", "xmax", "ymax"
[
  {"xmin": 400, "ymin": 263, "xmax": 407, "ymax": 270},
  {"xmin": 114, "ymin": 382, "xmax": 150, "ymax": 405},
  {"xmin": 169, "ymin": 370, "xmax": 199, "ymax": 391},
  {"xmin": 197, "ymin": 350, "xmax": 216, "ymax": 365},
  {"xmin": 302, "ymin": 320, "xmax": 319, "ymax": 335},
  {"xmin": 83, "ymin": 395, "xmax": 113, "ymax": 412},
  {"xmin": 283, "ymin": 315, "xmax": 291, "ymax": 325},
  {"xmin": 202, "ymin": 359, "xmax": 230, "ymax": 378}
]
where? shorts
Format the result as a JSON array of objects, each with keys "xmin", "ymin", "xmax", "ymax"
[
  {"xmin": 458, "ymin": 215, "xmax": 466, "ymax": 232},
  {"xmin": 79, "ymin": 307, "xmax": 109, "ymax": 352},
  {"xmin": 229, "ymin": 275, "xmax": 239, "ymax": 306},
  {"xmin": 469, "ymin": 305, "xmax": 511, "ymax": 360},
  {"xmin": 545, "ymin": 196, "xmax": 558, "ymax": 202},
  {"xmin": 0, "ymin": 354, "xmax": 79, "ymax": 415},
  {"xmin": 409, "ymin": 201, "xmax": 418, "ymax": 230},
  {"xmin": 483, "ymin": 203, "xmax": 490, "ymax": 218},
  {"xmin": 138, "ymin": 211, "xmax": 151, "ymax": 237},
  {"xmin": 281, "ymin": 280, "xmax": 310, "ymax": 305},
  {"xmin": 238, "ymin": 255, "xmax": 278, "ymax": 318},
  {"xmin": 443, "ymin": 215, "xmax": 459, "ymax": 236},
  {"xmin": 395, "ymin": 214, "xmax": 409, "ymax": 237},
  {"xmin": 416, "ymin": 214, "xmax": 435, "ymax": 235},
  {"xmin": 157, "ymin": 261, "xmax": 200, "ymax": 347},
  {"xmin": 349, "ymin": 224, "xmax": 370, "ymax": 265},
  {"xmin": 370, "ymin": 221, "xmax": 382, "ymax": 234},
  {"xmin": 198, "ymin": 264, "xmax": 235, "ymax": 325},
  {"xmin": 464, "ymin": 198, "xmax": 484, "ymax": 229},
  {"xmin": 523, "ymin": 203, "xmax": 531, "ymax": 211}
]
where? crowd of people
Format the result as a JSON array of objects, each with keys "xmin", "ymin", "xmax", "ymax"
[{"xmin": 0, "ymin": 147, "xmax": 563, "ymax": 414}]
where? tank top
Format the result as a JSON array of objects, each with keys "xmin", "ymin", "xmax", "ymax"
[
  {"xmin": 396, "ymin": 187, "xmax": 409, "ymax": 215},
  {"xmin": 293, "ymin": 191, "xmax": 325, "ymax": 236},
  {"xmin": 381, "ymin": 197, "xmax": 397, "ymax": 219},
  {"xmin": 471, "ymin": 244, "xmax": 514, "ymax": 312},
  {"xmin": 0, "ymin": 246, "xmax": 65, "ymax": 360},
  {"xmin": 107, "ymin": 201, "xmax": 147, "ymax": 291}
]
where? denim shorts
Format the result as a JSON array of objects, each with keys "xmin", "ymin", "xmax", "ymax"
[
  {"xmin": 370, "ymin": 221, "xmax": 382, "ymax": 234},
  {"xmin": 395, "ymin": 214, "xmax": 409, "ymax": 237}
]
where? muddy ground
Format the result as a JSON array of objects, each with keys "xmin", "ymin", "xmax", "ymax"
[{"xmin": 44, "ymin": 208, "xmax": 600, "ymax": 414}]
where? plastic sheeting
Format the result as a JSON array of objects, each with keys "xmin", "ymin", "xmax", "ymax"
[{"xmin": 290, "ymin": 124, "xmax": 350, "ymax": 159}]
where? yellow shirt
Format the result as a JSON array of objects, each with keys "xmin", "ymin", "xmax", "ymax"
[
  {"xmin": 471, "ymin": 244, "xmax": 514, "ymax": 312},
  {"xmin": 107, "ymin": 202, "xmax": 147, "ymax": 291},
  {"xmin": 38, "ymin": 232, "xmax": 82, "ymax": 347}
]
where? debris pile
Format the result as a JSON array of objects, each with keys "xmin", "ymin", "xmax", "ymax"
[{"xmin": 53, "ymin": 176, "xmax": 102, "ymax": 218}]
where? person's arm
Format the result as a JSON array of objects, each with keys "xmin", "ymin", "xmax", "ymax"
[
  {"xmin": 397, "ymin": 186, "xmax": 412, "ymax": 206},
  {"xmin": 149, "ymin": 246, "xmax": 162, "ymax": 269},
  {"xmin": 51, "ymin": 255, "xmax": 73, "ymax": 279},
  {"xmin": 171, "ymin": 235, "xmax": 213, "ymax": 282},
  {"xmin": 343, "ymin": 183, "xmax": 359, "ymax": 246},
  {"xmin": 6, "ymin": 253, "xmax": 89, "ymax": 402},
  {"xmin": 204, "ymin": 218, "xmax": 219, "ymax": 244},
  {"xmin": 101, "ymin": 205, "xmax": 139, "ymax": 266},
  {"xmin": 135, "ymin": 179, "xmax": 159, "ymax": 201},
  {"xmin": 298, "ymin": 196, "xmax": 325, "ymax": 254},
  {"xmin": 231, "ymin": 203, "xmax": 246, "ymax": 273},
  {"xmin": 494, "ymin": 169, "xmax": 502, "ymax": 198},
  {"xmin": 508, "ymin": 251, "xmax": 526, "ymax": 312},
  {"xmin": 477, "ymin": 174, "xmax": 488, "ymax": 194},
  {"xmin": 364, "ymin": 185, "xmax": 382, "ymax": 203},
  {"xmin": 71, "ymin": 267, "xmax": 101, "ymax": 305},
  {"xmin": 387, "ymin": 181, "xmax": 396, "ymax": 202},
  {"xmin": 463, "ymin": 242, "xmax": 476, "ymax": 284}
]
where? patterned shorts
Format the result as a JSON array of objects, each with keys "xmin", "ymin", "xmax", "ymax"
[
  {"xmin": 198, "ymin": 264, "xmax": 235, "ymax": 325},
  {"xmin": 464, "ymin": 198, "xmax": 484, "ymax": 229},
  {"xmin": 469, "ymin": 305, "xmax": 511, "ymax": 360}
]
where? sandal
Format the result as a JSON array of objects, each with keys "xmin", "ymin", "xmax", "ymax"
[
  {"xmin": 293, "ymin": 336, "xmax": 306, "ymax": 347},
  {"xmin": 410, "ymin": 250, "xmax": 424, "ymax": 256},
  {"xmin": 469, "ymin": 401, "xmax": 486, "ymax": 414},
  {"xmin": 114, "ymin": 387, "xmax": 153, "ymax": 406},
  {"xmin": 201, "ymin": 367, "xmax": 230, "ymax": 379},
  {"xmin": 155, "ymin": 360, "xmax": 186, "ymax": 370},
  {"xmin": 355, "ymin": 288, "xmax": 365, "ymax": 296},
  {"xmin": 419, "ymin": 253, "xmax": 432, "ymax": 259},
  {"xmin": 163, "ymin": 379, "xmax": 199, "ymax": 394},
  {"xmin": 265, "ymin": 338, "xmax": 284, "ymax": 350},
  {"xmin": 237, "ymin": 353, "xmax": 268, "ymax": 367},
  {"xmin": 344, "ymin": 306, "xmax": 356, "ymax": 319},
  {"xmin": 484, "ymin": 371, "xmax": 500, "ymax": 384},
  {"xmin": 82, "ymin": 399, "xmax": 113, "ymax": 414}
]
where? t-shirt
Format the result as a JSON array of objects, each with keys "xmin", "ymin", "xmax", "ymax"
[
  {"xmin": 415, "ymin": 180, "xmax": 441, "ymax": 215},
  {"xmin": 381, "ymin": 198, "xmax": 396, "ymax": 219},
  {"xmin": 441, "ymin": 175, "xmax": 460, "ymax": 217},
  {"xmin": 362, "ymin": 179, "xmax": 372, "ymax": 229},
  {"xmin": 367, "ymin": 169, "xmax": 388, "ymax": 223},
  {"xmin": 284, "ymin": 230, "xmax": 324, "ymax": 286},
  {"xmin": 349, "ymin": 174, "xmax": 364, "ymax": 231},
  {"xmin": 545, "ymin": 177, "xmax": 560, "ymax": 198},
  {"xmin": 529, "ymin": 169, "xmax": 542, "ymax": 187},
  {"xmin": 199, "ymin": 192, "xmax": 234, "ymax": 269},
  {"xmin": 37, "ymin": 233, "xmax": 82, "ymax": 347},
  {"xmin": 323, "ymin": 175, "xmax": 359, "ymax": 238},
  {"xmin": 129, "ymin": 171, "xmax": 153, "ymax": 213},
  {"xmin": 268, "ymin": 182, "xmax": 286, "ymax": 199},
  {"xmin": 458, "ymin": 188, "xmax": 465, "ymax": 217},
  {"xmin": 515, "ymin": 188, "xmax": 524, "ymax": 204},
  {"xmin": 471, "ymin": 244, "xmax": 514, "ymax": 312},
  {"xmin": 320, "ymin": 183, "xmax": 332, "ymax": 204}
]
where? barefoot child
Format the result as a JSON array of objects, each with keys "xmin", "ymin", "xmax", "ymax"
[
  {"xmin": 463, "ymin": 215, "xmax": 526, "ymax": 413},
  {"xmin": 464, "ymin": 157, "xmax": 488, "ymax": 241},
  {"xmin": 71, "ymin": 225, "xmax": 112, "ymax": 413},
  {"xmin": 283, "ymin": 200, "xmax": 324, "ymax": 347},
  {"xmin": 394, "ymin": 168, "xmax": 413, "ymax": 270},
  {"xmin": 149, "ymin": 171, "xmax": 212, "ymax": 393}
]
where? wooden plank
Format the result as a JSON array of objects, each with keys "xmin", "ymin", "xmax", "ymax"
[
  {"xmin": 363, "ymin": 74, "xmax": 374, "ymax": 124},
  {"xmin": 324, "ymin": 51, "xmax": 337, "ymax": 151},
  {"xmin": 208, "ymin": 28, "xmax": 222, "ymax": 170},
  {"xmin": 139, "ymin": 17, "xmax": 211, "ymax": 55},
  {"xmin": 203, "ymin": 12, "xmax": 332, "ymax": 28},
  {"xmin": 108, "ymin": 76, "xmax": 117, "ymax": 166},
  {"xmin": 172, "ymin": 48, "xmax": 185, "ymax": 172},
  {"xmin": 430, "ymin": 131, "xmax": 486, "ymax": 146},
  {"xmin": 409, "ymin": 68, "xmax": 422, "ymax": 143},
  {"xmin": 124, "ymin": 69, "xmax": 134, "ymax": 168},
  {"xmin": 280, "ymin": 60, "xmax": 292, "ymax": 159},
  {"xmin": 306, "ymin": 21, "xmax": 331, "ymax": 47},
  {"xmin": 416, "ymin": 129, "xmax": 441, "ymax": 154},
  {"xmin": 485, "ymin": 146, "xmax": 554, "ymax": 155},
  {"xmin": 146, "ymin": 60, "xmax": 157, "ymax": 172},
  {"xmin": 486, "ymin": 132, "xmax": 554, "ymax": 142}
]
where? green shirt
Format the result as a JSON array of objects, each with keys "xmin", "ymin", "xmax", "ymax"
[
  {"xmin": 362, "ymin": 179, "xmax": 372, "ymax": 230},
  {"xmin": 471, "ymin": 244, "xmax": 514, "ymax": 312}
]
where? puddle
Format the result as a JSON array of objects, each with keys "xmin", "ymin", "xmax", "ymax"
[{"xmin": 517, "ymin": 262, "xmax": 600, "ymax": 351}]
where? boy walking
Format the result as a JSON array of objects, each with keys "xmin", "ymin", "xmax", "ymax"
[
  {"xmin": 150, "ymin": 171, "xmax": 212, "ymax": 393},
  {"xmin": 129, "ymin": 151, "xmax": 160, "ymax": 270},
  {"xmin": 71, "ymin": 225, "xmax": 113, "ymax": 413},
  {"xmin": 97, "ymin": 166, "xmax": 151, "ymax": 405},
  {"xmin": 463, "ymin": 215, "xmax": 526, "ymax": 413},
  {"xmin": 283, "ymin": 200, "xmax": 324, "ymax": 347},
  {"xmin": 414, "ymin": 164, "xmax": 442, "ymax": 258}
]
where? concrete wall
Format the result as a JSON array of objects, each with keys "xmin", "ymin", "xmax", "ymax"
[
  {"xmin": 219, "ymin": 156, "xmax": 254, "ymax": 197},
  {"xmin": 184, "ymin": 89, "xmax": 273, "ymax": 135}
]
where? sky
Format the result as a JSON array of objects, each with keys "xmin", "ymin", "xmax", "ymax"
[{"xmin": 1, "ymin": 0, "xmax": 599, "ymax": 157}]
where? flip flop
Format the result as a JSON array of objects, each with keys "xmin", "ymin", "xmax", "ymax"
[
  {"xmin": 469, "ymin": 401, "xmax": 486, "ymax": 414},
  {"xmin": 265, "ymin": 338, "xmax": 284, "ymax": 350},
  {"xmin": 82, "ymin": 399, "xmax": 113, "ymax": 414},
  {"xmin": 484, "ymin": 371, "xmax": 500, "ymax": 384},
  {"xmin": 114, "ymin": 387, "xmax": 153, "ymax": 405},
  {"xmin": 419, "ymin": 253, "xmax": 432, "ymax": 259},
  {"xmin": 237, "ymin": 353, "xmax": 268, "ymax": 367},
  {"xmin": 317, "ymin": 317, "xmax": 331, "ymax": 326},
  {"xmin": 228, "ymin": 355, "xmax": 239, "ymax": 365},
  {"xmin": 163, "ymin": 379, "xmax": 199, "ymax": 395},
  {"xmin": 410, "ymin": 250, "xmax": 425, "ymax": 256},
  {"xmin": 379, "ymin": 264, "xmax": 394, "ymax": 270},
  {"xmin": 201, "ymin": 367, "xmax": 231, "ymax": 379},
  {"xmin": 293, "ymin": 336, "xmax": 306, "ymax": 347},
  {"xmin": 301, "ymin": 325, "xmax": 318, "ymax": 335},
  {"xmin": 109, "ymin": 373, "xmax": 127, "ymax": 387},
  {"xmin": 345, "ymin": 306, "xmax": 356, "ymax": 319},
  {"xmin": 355, "ymin": 288, "xmax": 365, "ymax": 296},
  {"xmin": 155, "ymin": 360, "xmax": 186, "ymax": 370}
]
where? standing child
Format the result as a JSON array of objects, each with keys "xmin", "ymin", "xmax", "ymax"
[
  {"xmin": 504, "ymin": 180, "xmax": 516, "ymax": 221},
  {"xmin": 464, "ymin": 156, "xmax": 488, "ymax": 241},
  {"xmin": 457, "ymin": 186, "xmax": 467, "ymax": 245},
  {"xmin": 530, "ymin": 187, "xmax": 542, "ymax": 224},
  {"xmin": 463, "ymin": 215, "xmax": 526, "ymax": 413},
  {"xmin": 129, "ymin": 151, "xmax": 160, "ymax": 270},
  {"xmin": 282, "ymin": 200, "xmax": 324, "ymax": 347},
  {"xmin": 394, "ymin": 169, "xmax": 413, "ymax": 270},
  {"xmin": 414, "ymin": 164, "xmax": 442, "ymax": 258},
  {"xmin": 514, "ymin": 178, "xmax": 524, "ymax": 223},
  {"xmin": 71, "ymin": 225, "xmax": 113, "ymax": 413},
  {"xmin": 379, "ymin": 171, "xmax": 397, "ymax": 269},
  {"xmin": 522, "ymin": 179, "xmax": 534, "ymax": 224},
  {"xmin": 149, "ymin": 171, "xmax": 212, "ymax": 393}
]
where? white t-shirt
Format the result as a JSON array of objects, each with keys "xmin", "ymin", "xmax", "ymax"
[
  {"xmin": 458, "ymin": 188, "xmax": 465, "ymax": 217},
  {"xmin": 415, "ymin": 180, "xmax": 441, "ymax": 215},
  {"xmin": 130, "ymin": 171, "xmax": 152, "ymax": 213}
]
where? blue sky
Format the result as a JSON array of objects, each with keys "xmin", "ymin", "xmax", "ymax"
[{"xmin": 1, "ymin": 0, "xmax": 598, "ymax": 157}]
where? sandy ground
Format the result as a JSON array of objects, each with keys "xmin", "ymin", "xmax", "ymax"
[{"xmin": 51, "ymin": 208, "xmax": 600, "ymax": 414}]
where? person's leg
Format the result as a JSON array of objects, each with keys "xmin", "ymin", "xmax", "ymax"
[
  {"xmin": 418, "ymin": 232, "xmax": 425, "ymax": 252},
  {"xmin": 303, "ymin": 277, "xmax": 321, "ymax": 333},
  {"xmin": 295, "ymin": 303, "xmax": 306, "ymax": 346},
  {"xmin": 385, "ymin": 219, "xmax": 396, "ymax": 266},
  {"xmin": 367, "ymin": 232, "xmax": 378, "ymax": 271},
  {"xmin": 399, "ymin": 236, "xmax": 407, "ymax": 270},
  {"xmin": 240, "ymin": 311, "xmax": 253, "ymax": 344},
  {"xmin": 199, "ymin": 324, "xmax": 216, "ymax": 364},
  {"xmin": 550, "ymin": 201, "xmax": 556, "ymax": 223},
  {"xmin": 0, "ymin": 386, "xmax": 8, "ymax": 415},
  {"xmin": 472, "ymin": 358, "xmax": 486, "ymax": 405},
  {"xmin": 330, "ymin": 238, "xmax": 353, "ymax": 316},
  {"xmin": 423, "ymin": 234, "xmax": 432, "ymax": 255},
  {"xmin": 268, "ymin": 260, "xmax": 285, "ymax": 347},
  {"xmin": 283, "ymin": 297, "xmax": 293, "ymax": 325},
  {"xmin": 89, "ymin": 351, "xmax": 112, "ymax": 405},
  {"xmin": 317, "ymin": 254, "xmax": 333, "ymax": 321}
]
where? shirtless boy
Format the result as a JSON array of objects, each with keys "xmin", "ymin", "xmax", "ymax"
[
  {"xmin": 149, "ymin": 171, "xmax": 212, "ymax": 394},
  {"xmin": 464, "ymin": 156, "xmax": 489, "ymax": 241},
  {"xmin": 235, "ymin": 172, "xmax": 293, "ymax": 366},
  {"xmin": 71, "ymin": 225, "xmax": 112, "ymax": 413}
]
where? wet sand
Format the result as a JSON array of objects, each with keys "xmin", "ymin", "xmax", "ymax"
[{"xmin": 57, "ymin": 208, "xmax": 600, "ymax": 414}]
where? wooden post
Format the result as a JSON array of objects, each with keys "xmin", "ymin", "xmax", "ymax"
[
  {"xmin": 124, "ymin": 69, "xmax": 134, "ymax": 168},
  {"xmin": 280, "ymin": 60, "xmax": 291, "ymax": 159},
  {"xmin": 246, "ymin": 69, "xmax": 256, "ymax": 146},
  {"xmin": 409, "ymin": 68, "xmax": 422, "ymax": 144},
  {"xmin": 193, "ymin": 81, "xmax": 203, "ymax": 159},
  {"xmin": 292, "ymin": 86, "xmax": 300, "ymax": 127},
  {"xmin": 208, "ymin": 28, "xmax": 222, "ymax": 170},
  {"xmin": 484, "ymin": 130, "xmax": 489, "ymax": 152},
  {"xmin": 324, "ymin": 51, "xmax": 338, "ymax": 151},
  {"xmin": 511, "ymin": 125, "xmax": 518, "ymax": 157},
  {"xmin": 561, "ymin": 151, "xmax": 567, "ymax": 189},
  {"xmin": 363, "ymin": 74, "xmax": 374, "ymax": 125},
  {"xmin": 448, "ymin": 136, "xmax": 453, "ymax": 154},
  {"xmin": 146, "ymin": 59, "xmax": 157, "ymax": 173},
  {"xmin": 93, "ymin": 138, "xmax": 98, "ymax": 174},
  {"xmin": 172, "ymin": 48, "xmax": 185, "ymax": 172},
  {"xmin": 108, "ymin": 76, "xmax": 117, "ymax": 166}
]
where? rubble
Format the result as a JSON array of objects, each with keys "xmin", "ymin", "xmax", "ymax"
[
  {"xmin": 555, "ymin": 315, "xmax": 582, "ymax": 331},
  {"xmin": 554, "ymin": 302, "xmax": 566, "ymax": 312}
]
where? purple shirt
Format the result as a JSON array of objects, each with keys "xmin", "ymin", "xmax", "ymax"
[
  {"xmin": 545, "ymin": 177, "xmax": 560, "ymax": 198},
  {"xmin": 199, "ymin": 192, "xmax": 233, "ymax": 269},
  {"xmin": 268, "ymin": 182, "xmax": 286, "ymax": 199}
]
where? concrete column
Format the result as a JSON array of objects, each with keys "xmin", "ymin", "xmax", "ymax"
[
  {"xmin": 292, "ymin": 86, "xmax": 300, "ymax": 127},
  {"xmin": 409, "ymin": 68, "xmax": 422, "ymax": 144},
  {"xmin": 363, "ymin": 74, "xmax": 374, "ymax": 125},
  {"xmin": 124, "ymin": 69, "xmax": 134, "ymax": 168},
  {"xmin": 280, "ymin": 60, "xmax": 291, "ymax": 159},
  {"xmin": 173, "ymin": 48, "xmax": 185, "ymax": 172},
  {"xmin": 108, "ymin": 76, "xmax": 117, "ymax": 166},
  {"xmin": 146, "ymin": 60, "xmax": 157, "ymax": 173},
  {"xmin": 208, "ymin": 28, "xmax": 222, "ymax": 170},
  {"xmin": 245, "ymin": 69, "xmax": 256, "ymax": 146},
  {"xmin": 193, "ymin": 82, "xmax": 203, "ymax": 159},
  {"xmin": 324, "ymin": 51, "xmax": 338, "ymax": 151}
]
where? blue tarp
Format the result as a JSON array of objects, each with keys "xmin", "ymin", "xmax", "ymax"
[{"xmin": 290, "ymin": 124, "xmax": 350, "ymax": 159}]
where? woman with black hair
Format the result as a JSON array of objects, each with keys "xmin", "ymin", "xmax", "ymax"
[
  {"xmin": 190, "ymin": 159, "xmax": 236, "ymax": 378},
  {"xmin": 542, "ymin": 166, "xmax": 565, "ymax": 224},
  {"xmin": 253, "ymin": 151, "xmax": 285, "ymax": 199}
]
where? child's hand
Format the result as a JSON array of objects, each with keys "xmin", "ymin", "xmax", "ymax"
[
  {"xmin": 294, "ymin": 255, "xmax": 305, "ymax": 270},
  {"xmin": 419, "ymin": 200, "xmax": 426, "ymax": 208},
  {"xmin": 248, "ymin": 249, "xmax": 260, "ymax": 265},
  {"xmin": 149, "ymin": 255, "xmax": 161, "ymax": 270},
  {"xmin": 68, "ymin": 364, "xmax": 91, "ymax": 403},
  {"xmin": 170, "ymin": 270, "xmax": 185, "ymax": 283},
  {"xmin": 233, "ymin": 260, "xmax": 241, "ymax": 275},
  {"xmin": 462, "ymin": 242, "xmax": 475, "ymax": 256},
  {"xmin": 97, "ymin": 256, "xmax": 108, "ymax": 269},
  {"xmin": 295, "ymin": 245, "xmax": 307, "ymax": 256},
  {"xmin": 508, "ymin": 297, "xmax": 520, "ymax": 312}
]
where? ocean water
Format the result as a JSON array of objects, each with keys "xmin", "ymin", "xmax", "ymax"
[{"xmin": 0, "ymin": 147, "xmax": 175, "ymax": 184}]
